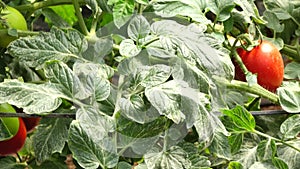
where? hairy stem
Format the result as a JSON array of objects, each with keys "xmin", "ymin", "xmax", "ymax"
[
  {"xmin": 215, "ymin": 78, "xmax": 279, "ymax": 104},
  {"xmin": 72, "ymin": 0, "xmax": 89, "ymax": 36},
  {"xmin": 281, "ymin": 45, "xmax": 300, "ymax": 62}
]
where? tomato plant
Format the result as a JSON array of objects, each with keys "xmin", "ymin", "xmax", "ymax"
[
  {"xmin": 0, "ymin": 6, "xmax": 27, "ymax": 47},
  {"xmin": 0, "ymin": 0, "xmax": 300, "ymax": 169},
  {"xmin": 235, "ymin": 40, "xmax": 284, "ymax": 92}
]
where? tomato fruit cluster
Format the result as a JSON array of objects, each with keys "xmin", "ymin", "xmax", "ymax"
[
  {"xmin": 0, "ymin": 104, "xmax": 40, "ymax": 156},
  {"xmin": 0, "ymin": 6, "xmax": 27, "ymax": 47},
  {"xmin": 235, "ymin": 40, "xmax": 284, "ymax": 92},
  {"xmin": 0, "ymin": 103, "xmax": 27, "ymax": 156}
]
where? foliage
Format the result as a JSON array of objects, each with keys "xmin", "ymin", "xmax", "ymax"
[{"xmin": 0, "ymin": 0, "xmax": 300, "ymax": 168}]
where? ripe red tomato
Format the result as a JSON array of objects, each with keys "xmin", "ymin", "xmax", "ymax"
[
  {"xmin": 23, "ymin": 117, "xmax": 41, "ymax": 133},
  {"xmin": 0, "ymin": 118, "xmax": 27, "ymax": 156},
  {"xmin": 235, "ymin": 40, "xmax": 284, "ymax": 92}
]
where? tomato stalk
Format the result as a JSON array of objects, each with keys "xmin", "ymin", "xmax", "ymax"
[
  {"xmin": 254, "ymin": 130, "xmax": 300, "ymax": 152},
  {"xmin": 215, "ymin": 78, "xmax": 279, "ymax": 104},
  {"xmin": 281, "ymin": 44, "xmax": 300, "ymax": 62},
  {"xmin": 0, "ymin": 29, "xmax": 39, "ymax": 39},
  {"xmin": 72, "ymin": 0, "xmax": 89, "ymax": 36}
]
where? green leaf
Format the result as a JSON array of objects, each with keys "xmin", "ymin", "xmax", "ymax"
[
  {"xmin": 128, "ymin": 15, "xmax": 150, "ymax": 41},
  {"xmin": 263, "ymin": 11, "xmax": 285, "ymax": 32},
  {"xmin": 277, "ymin": 140, "xmax": 300, "ymax": 169},
  {"xmin": 264, "ymin": 0, "xmax": 295, "ymax": 20},
  {"xmin": 234, "ymin": 0, "xmax": 265, "ymax": 24},
  {"xmin": 120, "ymin": 39, "xmax": 141, "ymax": 57},
  {"xmin": 256, "ymin": 139, "xmax": 276, "ymax": 162},
  {"xmin": 172, "ymin": 58, "xmax": 210, "ymax": 93},
  {"xmin": 68, "ymin": 120, "xmax": 119, "ymax": 169},
  {"xmin": 0, "ymin": 156, "xmax": 27, "ymax": 169},
  {"xmin": 206, "ymin": 0, "xmax": 235, "ymax": 21},
  {"xmin": 145, "ymin": 80, "xmax": 208, "ymax": 124},
  {"xmin": 179, "ymin": 142, "xmax": 211, "ymax": 168},
  {"xmin": 227, "ymin": 161, "xmax": 243, "ymax": 169},
  {"xmin": 272, "ymin": 157, "xmax": 289, "ymax": 169},
  {"xmin": 112, "ymin": 0, "xmax": 135, "ymax": 28},
  {"xmin": 42, "ymin": 8, "xmax": 71, "ymax": 28},
  {"xmin": 233, "ymin": 146, "xmax": 257, "ymax": 168},
  {"xmin": 284, "ymin": 62, "xmax": 300, "ymax": 80},
  {"xmin": 7, "ymin": 27, "xmax": 88, "ymax": 69},
  {"xmin": 117, "ymin": 50, "xmax": 151, "ymax": 75},
  {"xmin": 280, "ymin": 114, "xmax": 300, "ymax": 140},
  {"xmin": 144, "ymin": 146, "xmax": 191, "ymax": 169},
  {"xmin": 44, "ymin": 60, "xmax": 89, "ymax": 100},
  {"xmin": 73, "ymin": 62, "xmax": 111, "ymax": 102},
  {"xmin": 208, "ymin": 131, "xmax": 231, "ymax": 160},
  {"xmin": 116, "ymin": 115, "xmax": 167, "ymax": 157},
  {"xmin": 30, "ymin": 157, "xmax": 68, "ymax": 169},
  {"xmin": 119, "ymin": 95, "xmax": 160, "ymax": 124},
  {"xmin": 229, "ymin": 133, "xmax": 244, "ymax": 154},
  {"xmin": 152, "ymin": 0, "xmax": 211, "ymax": 24},
  {"xmin": 117, "ymin": 161, "xmax": 132, "ymax": 169},
  {"xmin": 82, "ymin": 36, "xmax": 114, "ymax": 62},
  {"xmin": 248, "ymin": 161, "xmax": 277, "ymax": 169},
  {"xmin": 221, "ymin": 106, "xmax": 256, "ymax": 132},
  {"xmin": 48, "ymin": 5, "xmax": 77, "ymax": 26},
  {"xmin": 277, "ymin": 82, "xmax": 300, "ymax": 113},
  {"xmin": 33, "ymin": 117, "xmax": 72, "ymax": 162},
  {"xmin": 8, "ymin": 60, "xmax": 41, "ymax": 82},
  {"xmin": 0, "ymin": 80, "xmax": 62, "ymax": 114},
  {"xmin": 76, "ymin": 106, "xmax": 115, "ymax": 143},
  {"xmin": 151, "ymin": 20, "xmax": 234, "ymax": 79}
]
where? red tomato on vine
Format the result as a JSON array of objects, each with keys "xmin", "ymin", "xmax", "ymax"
[
  {"xmin": 0, "ymin": 118, "xmax": 27, "ymax": 156},
  {"xmin": 235, "ymin": 40, "xmax": 284, "ymax": 92}
]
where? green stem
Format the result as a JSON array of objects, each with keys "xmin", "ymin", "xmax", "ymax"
[
  {"xmin": 141, "ymin": 37, "xmax": 160, "ymax": 48},
  {"xmin": 15, "ymin": 0, "xmax": 85, "ymax": 12},
  {"xmin": 113, "ymin": 44, "xmax": 120, "ymax": 51},
  {"xmin": 17, "ymin": 0, "xmax": 85, "ymax": 11},
  {"xmin": 89, "ymin": 9, "xmax": 102, "ymax": 36},
  {"xmin": 215, "ymin": 78, "xmax": 279, "ymax": 104},
  {"xmin": 112, "ymin": 74, "xmax": 124, "ymax": 118},
  {"xmin": 255, "ymin": 130, "xmax": 300, "ymax": 152},
  {"xmin": 0, "ymin": 29, "xmax": 39, "ymax": 37},
  {"xmin": 231, "ymin": 50, "xmax": 250, "ymax": 76},
  {"xmin": 281, "ymin": 44, "xmax": 300, "ymax": 61},
  {"xmin": 72, "ymin": 0, "xmax": 89, "ymax": 36}
]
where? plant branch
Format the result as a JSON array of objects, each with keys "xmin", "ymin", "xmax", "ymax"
[
  {"xmin": 72, "ymin": 0, "xmax": 89, "ymax": 36},
  {"xmin": 89, "ymin": 8, "xmax": 102, "ymax": 36},
  {"xmin": 255, "ymin": 130, "xmax": 300, "ymax": 152},
  {"xmin": 215, "ymin": 78, "xmax": 279, "ymax": 104},
  {"xmin": 0, "ymin": 29, "xmax": 39, "ymax": 38},
  {"xmin": 281, "ymin": 44, "xmax": 300, "ymax": 62},
  {"xmin": 112, "ymin": 74, "xmax": 125, "ymax": 118}
]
